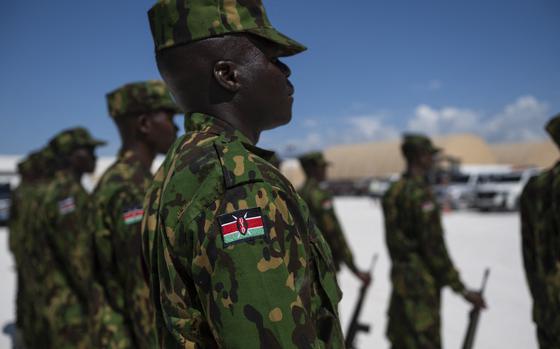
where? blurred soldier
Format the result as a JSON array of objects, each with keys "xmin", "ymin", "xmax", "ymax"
[
  {"xmin": 142, "ymin": 0, "xmax": 344, "ymax": 347},
  {"xmin": 10, "ymin": 148, "xmax": 57, "ymax": 349},
  {"xmin": 8, "ymin": 154, "xmax": 36, "ymax": 348},
  {"xmin": 298, "ymin": 152, "xmax": 370, "ymax": 284},
  {"xmin": 22, "ymin": 146, "xmax": 57, "ymax": 349},
  {"xmin": 520, "ymin": 114, "xmax": 560, "ymax": 349},
  {"xmin": 382, "ymin": 134, "xmax": 486, "ymax": 349},
  {"xmin": 90, "ymin": 80, "xmax": 179, "ymax": 348},
  {"xmin": 40, "ymin": 128, "xmax": 105, "ymax": 349}
]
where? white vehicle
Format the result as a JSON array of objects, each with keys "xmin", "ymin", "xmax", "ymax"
[
  {"xmin": 473, "ymin": 168, "xmax": 540, "ymax": 211},
  {"xmin": 436, "ymin": 166, "xmax": 512, "ymax": 209}
]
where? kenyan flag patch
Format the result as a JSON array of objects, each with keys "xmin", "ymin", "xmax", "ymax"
[
  {"xmin": 122, "ymin": 206, "xmax": 144, "ymax": 225},
  {"xmin": 217, "ymin": 207, "xmax": 267, "ymax": 246}
]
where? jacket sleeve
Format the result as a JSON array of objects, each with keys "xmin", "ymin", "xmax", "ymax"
[
  {"xmin": 415, "ymin": 188, "xmax": 465, "ymax": 293},
  {"xmin": 158, "ymin": 182, "xmax": 328, "ymax": 349},
  {"xmin": 110, "ymin": 188, "xmax": 157, "ymax": 349},
  {"xmin": 520, "ymin": 181, "xmax": 540, "ymax": 300},
  {"xmin": 44, "ymin": 186, "xmax": 92, "ymax": 305},
  {"xmin": 315, "ymin": 191, "xmax": 357, "ymax": 273}
]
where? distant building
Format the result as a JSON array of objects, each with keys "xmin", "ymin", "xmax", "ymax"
[{"xmin": 282, "ymin": 134, "xmax": 559, "ymax": 186}]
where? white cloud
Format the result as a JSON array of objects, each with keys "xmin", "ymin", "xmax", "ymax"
[
  {"xmin": 484, "ymin": 95, "xmax": 549, "ymax": 142},
  {"xmin": 408, "ymin": 105, "xmax": 479, "ymax": 135},
  {"xmin": 302, "ymin": 119, "xmax": 319, "ymax": 128},
  {"xmin": 346, "ymin": 115, "xmax": 399, "ymax": 141},
  {"xmin": 407, "ymin": 95, "xmax": 550, "ymax": 143}
]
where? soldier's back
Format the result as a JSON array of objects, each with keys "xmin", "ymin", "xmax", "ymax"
[{"xmin": 143, "ymin": 113, "xmax": 344, "ymax": 348}]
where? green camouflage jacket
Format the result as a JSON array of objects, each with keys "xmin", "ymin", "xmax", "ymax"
[
  {"xmin": 40, "ymin": 170, "xmax": 92, "ymax": 348},
  {"xmin": 22, "ymin": 180, "xmax": 55, "ymax": 348},
  {"xmin": 142, "ymin": 113, "xmax": 344, "ymax": 349},
  {"xmin": 8, "ymin": 181, "xmax": 31, "ymax": 329},
  {"xmin": 91, "ymin": 150, "xmax": 156, "ymax": 348},
  {"xmin": 520, "ymin": 162, "xmax": 560, "ymax": 331},
  {"xmin": 382, "ymin": 173, "xmax": 465, "ymax": 293},
  {"xmin": 298, "ymin": 178, "xmax": 357, "ymax": 273}
]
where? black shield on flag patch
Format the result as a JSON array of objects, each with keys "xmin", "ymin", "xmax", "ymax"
[{"xmin": 217, "ymin": 207, "xmax": 268, "ymax": 246}]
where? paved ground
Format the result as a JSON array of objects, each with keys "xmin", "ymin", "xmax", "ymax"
[{"xmin": 0, "ymin": 197, "xmax": 539, "ymax": 348}]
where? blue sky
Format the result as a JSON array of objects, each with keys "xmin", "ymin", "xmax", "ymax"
[{"xmin": 1, "ymin": 0, "xmax": 559, "ymax": 156}]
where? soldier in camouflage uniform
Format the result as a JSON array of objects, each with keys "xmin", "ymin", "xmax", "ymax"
[
  {"xmin": 39, "ymin": 128, "xmax": 105, "ymax": 349},
  {"xmin": 22, "ymin": 146, "xmax": 58, "ymax": 349},
  {"xmin": 8, "ymin": 154, "xmax": 36, "ymax": 347},
  {"xmin": 142, "ymin": 0, "xmax": 345, "ymax": 347},
  {"xmin": 10, "ymin": 148, "xmax": 58, "ymax": 349},
  {"xmin": 520, "ymin": 114, "xmax": 560, "ymax": 349},
  {"xmin": 382, "ymin": 134, "xmax": 485, "ymax": 349},
  {"xmin": 90, "ymin": 80, "xmax": 179, "ymax": 348},
  {"xmin": 298, "ymin": 152, "xmax": 370, "ymax": 284}
]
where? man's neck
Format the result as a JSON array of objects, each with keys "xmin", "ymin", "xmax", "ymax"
[
  {"xmin": 120, "ymin": 141, "xmax": 156, "ymax": 171},
  {"xmin": 204, "ymin": 106, "xmax": 261, "ymax": 144},
  {"xmin": 406, "ymin": 164, "xmax": 426, "ymax": 178}
]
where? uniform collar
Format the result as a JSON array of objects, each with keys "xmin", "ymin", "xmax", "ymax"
[
  {"xmin": 184, "ymin": 113, "xmax": 275, "ymax": 162},
  {"xmin": 403, "ymin": 171, "xmax": 429, "ymax": 184},
  {"xmin": 184, "ymin": 112, "xmax": 254, "ymax": 146}
]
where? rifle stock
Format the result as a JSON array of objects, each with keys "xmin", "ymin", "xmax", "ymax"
[
  {"xmin": 344, "ymin": 254, "xmax": 378, "ymax": 349},
  {"xmin": 461, "ymin": 268, "xmax": 490, "ymax": 349}
]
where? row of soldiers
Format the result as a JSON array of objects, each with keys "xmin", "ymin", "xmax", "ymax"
[
  {"xmin": 8, "ymin": 0, "xmax": 559, "ymax": 348},
  {"xmin": 10, "ymin": 81, "xmax": 180, "ymax": 348}
]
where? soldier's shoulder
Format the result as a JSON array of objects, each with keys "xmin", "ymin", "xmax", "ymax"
[
  {"xmin": 94, "ymin": 160, "xmax": 146, "ymax": 199},
  {"xmin": 522, "ymin": 170, "xmax": 551, "ymax": 201}
]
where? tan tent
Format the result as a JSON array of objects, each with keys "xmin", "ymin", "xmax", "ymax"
[
  {"xmin": 490, "ymin": 141, "xmax": 558, "ymax": 169},
  {"xmin": 323, "ymin": 133, "xmax": 496, "ymax": 180}
]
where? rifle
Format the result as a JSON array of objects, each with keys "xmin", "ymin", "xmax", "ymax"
[
  {"xmin": 345, "ymin": 254, "xmax": 378, "ymax": 349},
  {"xmin": 461, "ymin": 268, "xmax": 490, "ymax": 349}
]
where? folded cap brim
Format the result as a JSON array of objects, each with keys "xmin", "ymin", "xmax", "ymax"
[
  {"xmin": 88, "ymin": 139, "xmax": 107, "ymax": 147},
  {"xmin": 246, "ymin": 27, "xmax": 307, "ymax": 57}
]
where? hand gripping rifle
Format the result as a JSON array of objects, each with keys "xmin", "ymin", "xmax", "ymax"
[
  {"xmin": 345, "ymin": 254, "xmax": 378, "ymax": 349},
  {"xmin": 461, "ymin": 268, "xmax": 490, "ymax": 349}
]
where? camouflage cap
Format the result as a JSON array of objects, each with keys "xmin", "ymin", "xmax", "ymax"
[
  {"xmin": 545, "ymin": 113, "xmax": 560, "ymax": 147},
  {"xmin": 107, "ymin": 80, "xmax": 181, "ymax": 119},
  {"xmin": 401, "ymin": 133, "xmax": 441, "ymax": 157},
  {"xmin": 148, "ymin": 0, "xmax": 306, "ymax": 56},
  {"xmin": 299, "ymin": 152, "xmax": 330, "ymax": 170},
  {"xmin": 17, "ymin": 154, "xmax": 35, "ymax": 175},
  {"xmin": 49, "ymin": 127, "xmax": 106, "ymax": 157}
]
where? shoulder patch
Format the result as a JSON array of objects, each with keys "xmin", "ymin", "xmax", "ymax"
[
  {"xmin": 58, "ymin": 197, "xmax": 76, "ymax": 215},
  {"xmin": 322, "ymin": 199, "xmax": 333, "ymax": 210},
  {"xmin": 217, "ymin": 207, "xmax": 267, "ymax": 246},
  {"xmin": 122, "ymin": 206, "xmax": 144, "ymax": 225},
  {"xmin": 422, "ymin": 201, "xmax": 435, "ymax": 212}
]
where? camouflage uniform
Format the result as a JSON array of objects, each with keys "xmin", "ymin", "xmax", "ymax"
[
  {"xmin": 8, "ymin": 156, "xmax": 34, "ymax": 337},
  {"xmin": 90, "ymin": 81, "xmax": 180, "ymax": 348},
  {"xmin": 10, "ymin": 148, "xmax": 58, "ymax": 349},
  {"xmin": 298, "ymin": 152, "xmax": 358, "ymax": 273},
  {"xmin": 143, "ymin": 113, "xmax": 344, "ymax": 348},
  {"xmin": 39, "ymin": 128, "xmax": 105, "ymax": 349},
  {"xmin": 520, "ymin": 114, "xmax": 560, "ymax": 349},
  {"xmin": 382, "ymin": 135, "xmax": 465, "ymax": 349},
  {"xmin": 22, "ymin": 147, "xmax": 58, "ymax": 349}
]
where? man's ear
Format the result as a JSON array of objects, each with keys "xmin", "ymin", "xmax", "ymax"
[
  {"xmin": 138, "ymin": 113, "xmax": 151, "ymax": 136},
  {"xmin": 213, "ymin": 61, "xmax": 241, "ymax": 92}
]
